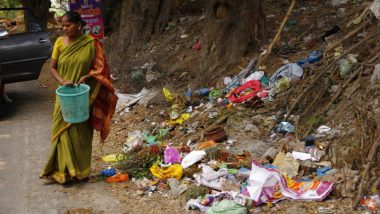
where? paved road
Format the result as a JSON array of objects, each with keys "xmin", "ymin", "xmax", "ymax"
[{"xmin": 0, "ymin": 80, "xmax": 124, "ymax": 213}]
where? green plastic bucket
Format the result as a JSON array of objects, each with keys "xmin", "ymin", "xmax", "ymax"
[{"xmin": 56, "ymin": 84, "xmax": 90, "ymax": 123}]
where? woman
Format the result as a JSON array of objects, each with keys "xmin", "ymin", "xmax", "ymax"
[{"xmin": 40, "ymin": 11, "xmax": 117, "ymax": 184}]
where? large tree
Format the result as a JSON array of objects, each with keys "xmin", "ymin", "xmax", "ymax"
[
  {"xmin": 198, "ymin": 0, "xmax": 264, "ymax": 85},
  {"xmin": 106, "ymin": 0, "xmax": 265, "ymax": 88},
  {"xmin": 19, "ymin": 0, "xmax": 51, "ymax": 29},
  {"xmin": 110, "ymin": 0, "xmax": 172, "ymax": 54}
]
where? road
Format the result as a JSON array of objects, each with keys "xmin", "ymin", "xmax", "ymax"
[{"xmin": 0, "ymin": 75, "xmax": 125, "ymax": 213}]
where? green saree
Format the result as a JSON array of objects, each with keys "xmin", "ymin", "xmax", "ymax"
[{"xmin": 41, "ymin": 35, "xmax": 100, "ymax": 183}]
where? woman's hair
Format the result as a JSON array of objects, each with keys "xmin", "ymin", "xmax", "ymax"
[{"xmin": 63, "ymin": 11, "xmax": 86, "ymax": 26}]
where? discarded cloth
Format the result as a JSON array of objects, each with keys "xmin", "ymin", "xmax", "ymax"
[
  {"xmin": 228, "ymin": 80, "xmax": 262, "ymax": 103},
  {"xmin": 269, "ymin": 63, "xmax": 303, "ymax": 88},
  {"xmin": 246, "ymin": 162, "xmax": 334, "ymax": 205}
]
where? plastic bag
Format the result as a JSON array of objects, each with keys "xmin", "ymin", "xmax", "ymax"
[
  {"xmin": 124, "ymin": 130, "xmax": 143, "ymax": 152},
  {"xmin": 164, "ymin": 146, "xmax": 181, "ymax": 164},
  {"xmin": 150, "ymin": 163, "xmax": 183, "ymax": 180},
  {"xmin": 242, "ymin": 71, "xmax": 264, "ymax": 84},
  {"xmin": 246, "ymin": 162, "xmax": 333, "ymax": 205},
  {"xmin": 163, "ymin": 87, "xmax": 174, "ymax": 102},
  {"xmin": 181, "ymin": 150, "xmax": 206, "ymax": 169},
  {"xmin": 207, "ymin": 200, "xmax": 247, "ymax": 214},
  {"xmin": 106, "ymin": 173, "xmax": 129, "ymax": 183},
  {"xmin": 168, "ymin": 113, "xmax": 190, "ymax": 125},
  {"xmin": 193, "ymin": 165, "xmax": 229, "ymax": 191}
]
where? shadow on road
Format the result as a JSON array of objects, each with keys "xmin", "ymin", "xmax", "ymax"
[{"xmin": 0, "ymin": 83, "xmax": 53, "ymax": 120}]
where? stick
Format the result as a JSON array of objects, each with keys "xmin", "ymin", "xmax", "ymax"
[
  {"xmin": 319, "ymin": 51, "xmax": 380, "ymax": 116},
  {"xmin": 326, "ymin": 19, "xmax": 369, "ymax": 53},
  {"xmin": 212, "ymin": 113, "xmax": 231, "ymax": 126},
  {"xmin": 284, "ymin": 31, "xmax": 380, "ymax": 121},
  {"xmin": 353, "ymin": 135, "xmax": 380, "ymax": 209},
  {"xmin": 257, "ymin": 0, "xmax": 296, "ymax": 66}
]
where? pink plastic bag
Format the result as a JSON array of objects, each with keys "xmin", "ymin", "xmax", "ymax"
[
  {"xmin": 164, "ymin": 146, "xmax": 181, "ymax": 164},
  {"xmin": 246, "ymin": 161, "xmax": 333, "ymax": 205}
]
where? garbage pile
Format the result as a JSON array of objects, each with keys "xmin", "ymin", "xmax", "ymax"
[
  {"xmin": 96, "ymin": 49, "xmax": 357, "ymax": 212},
  {"xmin": 99, "ymin": 0, "xmax": 380, "ymax": 212}
]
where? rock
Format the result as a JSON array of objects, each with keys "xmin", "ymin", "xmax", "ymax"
[
  {"xmin": 244, "ymin": 123, "xmax": 260, "ymax": 133},
  {"xmin": 261, "ymin": 147, "xmax": 279, "ymax": 161},
  {"xmin": 330, "ymin": 0, "xmax": 348, "ymax": 7},
  {"xmin": 234, "ymin": 140, "xmax": 271, "ymax": 158},
  {"xmin": 370, "ymin": 0, "xmax": 380, "ymax": 19},
  {"xmin": 289, "ymin": 140, "xmax": 306, "ymax": 152},
  {"xmin": 285, "ymin": 205, "xmax": 307, "ymax": 214},
  {"xmin": 251, "ymin": 115, "xmax": 264, "ymax": 124},
  {"xmin": 337, "ymin": 8, "xmax": 346, "ymax": 18},
  {"xmin": 227, "ymin": 116, "xmax": 246, "ymax": 130},
  {"xmin": 145, "ymin": 70, "xmax": 158, "ymax": 83}
]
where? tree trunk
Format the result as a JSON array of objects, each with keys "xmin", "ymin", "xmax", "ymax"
[
  {"xmin": 115, "ymin": 0, "xmax": 171, "ymax": 54},
  {"xmin": 103, "ymin": 0, "xmax": 123, "ymax": 34},
  {"xmin": 198, "ymin": 0, "xmax": 264, "ymax": 86},
  {"xmin": 19, "ymin": 0, "xmax": 51, "ymax": 29}
]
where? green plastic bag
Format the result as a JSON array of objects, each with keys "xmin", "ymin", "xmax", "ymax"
[{"xmin": 207, "ymin": 200, "xmax": 247, "ymax": 214}]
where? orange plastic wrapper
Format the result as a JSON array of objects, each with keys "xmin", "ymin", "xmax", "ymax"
[
  {"xmin": 197, "ymin": 140, "xmax": 216, "ymax": 150},
  {"xmin": 106, "ymin": 173, "xmax": 129, "ymax": 183}
]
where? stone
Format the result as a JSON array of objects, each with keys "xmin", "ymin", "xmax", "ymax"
[
  {"xmin": 244, "ymin": 123, "xmax": 260, "ymax": 133},
  {"xmin": 285, "ymin": 205, "xmax": 307, "ymax": 214},
  {"xmin": 330, "ymin": 0, "xmax": 348, "ymax": 7}
]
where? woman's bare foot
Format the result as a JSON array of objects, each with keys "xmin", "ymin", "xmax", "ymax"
[{"xmin": 40, "ymin": 176, "xmax": 57, "ymax": 185}]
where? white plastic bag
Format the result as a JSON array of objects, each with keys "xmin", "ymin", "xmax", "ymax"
[{"xmin": 181, "ymin": 150, "xmax": 206, "ymax": 169}]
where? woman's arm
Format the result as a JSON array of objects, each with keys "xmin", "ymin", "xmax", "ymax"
[
  {"xmin": 50, "ymin": 58, "xmax": 73, "ymax": 86},
  {"xmin": 78, "ymin": 40, "xmax": 104, "ymax": 84}
]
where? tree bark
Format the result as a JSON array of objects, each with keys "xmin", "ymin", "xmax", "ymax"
[
  {"xmin": 198, "ymin": 0, "xmax": 264, "ymax": 86},
  {"xmin": 19, "ymin": 0, "xmax": 51, "ymax": 29},
  {"xmin": 115, "ymin": 0, "xmax": 172, "ymax": 54}
]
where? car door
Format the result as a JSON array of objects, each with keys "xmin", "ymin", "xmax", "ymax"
[{"xmin": 0, "ymin": 8, "xmax": 52, "ymax": 84}]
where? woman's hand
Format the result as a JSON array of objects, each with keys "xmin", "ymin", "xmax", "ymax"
[
  {"xmin": 78, "ymin": 75, "xmax": 91, "ymax": 84},
  {"xmin": 62, "ymin": 80, "xmax": 74, "ymax": 87}
]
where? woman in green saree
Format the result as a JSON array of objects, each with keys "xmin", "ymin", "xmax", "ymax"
[{"xmin": 40, "ymin": 11, "xmax": 117, "ymax": 184}]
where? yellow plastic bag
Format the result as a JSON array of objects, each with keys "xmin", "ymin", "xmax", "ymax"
[
  {"xmin": 168, "ymin": 113, "xmax": 190, "ymax": 125},
  {"xmin": 150, "ymin": 164, "xmax": 183, "ymax": 180},
  {"xmin": 102, "ymin": 154, "xmax": 118, "ymax": 162},
  {"xmin": 163, "ymin": 87, "xmax": 174, "ymax": 102},
  {"xmin": 102, "ymin": 154, "xmax": 124, "ymax": 162}
]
